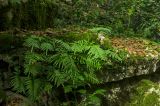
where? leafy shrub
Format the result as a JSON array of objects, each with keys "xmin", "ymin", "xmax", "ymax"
[{"xmin": 11, "ymin": 35, "xmax": 123, "ymax": 105}]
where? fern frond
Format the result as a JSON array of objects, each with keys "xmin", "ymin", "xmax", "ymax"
[
  {"xmin": 48, "ymin": 70, "xmax": 69, "ymax": 87},
  {"xmin": 24, "ymin": 63, "xmax": 42, "ymax": 76},
  {"xmin": 25, "ymin": 77, "xmax": 41, "ymax": 101},
  {"xmin": 53, "ymin": 38, "xmax": 72, "ymax": 52},
  {"xmin": 40, "ymin": 42, "xmax": 54, "ymax": 51},
  {"xmin": 106, "ymin": 49, "xmax": 122, "ymax": 61},
  {"xmin": 25, "ymin": 52, "xmax": 44, "ymax": 64},
  {"xmin": 24, "ymin": 35, "xmax": 40, "ymax": 51},
  {"xmin": 50, "ymin": 53, "xmax": 81, "ymax": 86},
  {"xmin": 85, "ymin": 58, "xmax": 101, "ymax": 70},
  {"xmin": 88, "ymin": 45, "xmax": 107, "ymax": 60},
  {"xmin": 71, "ymin": 40, "xmax": 92, "ymax": 53},
  {"xmin": 40, "ymin": 42, "xmax": 54, "ymax": 55},
  {"xmin": 11, "ymin": 74, "xmax": 25, "ymax": 93},
  {"xmin": 84, "ymin": 72, "xmax": 100, "ymax": 84},
  {"xmin": 52, "ymin": 53, "xmax": 79, "ymax": 72},
  {"xmin": 92, "ymin": 89, "xmax": 106, "ymax": 96}
]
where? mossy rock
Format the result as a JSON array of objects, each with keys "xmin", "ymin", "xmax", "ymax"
[
  {"xmin": 125, "ymin": 80, "xmax": 160, "ymax": 106},
  {"xmin": 58, "ymin": 31, "xmax": 97, "ymax": 42}
]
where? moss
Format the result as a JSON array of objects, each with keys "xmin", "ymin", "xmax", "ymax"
[
  {"xmin": 55, "ymin": 30, "xmax": 98, "ymax": 44},
  {"xmin": 125, "ymin": 80, "xmax": 160, "ymax": 106}
]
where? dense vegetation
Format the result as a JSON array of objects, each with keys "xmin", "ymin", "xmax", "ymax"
[
  {"xmin": 0, "ymin": 0, "xmax": 160, "ymax": 106},
  {"xmin": 1, "ymin": 0, "xmax": 160, "ymax": 38}
]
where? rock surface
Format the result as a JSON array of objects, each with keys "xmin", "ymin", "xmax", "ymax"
[{"xmin": 99, "ymin": 58, "xmax": 160, "ymax": 83}]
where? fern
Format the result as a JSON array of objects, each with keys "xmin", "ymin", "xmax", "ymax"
[
  {"xmin": 84, "ymin": 72, "xmax": 100, "ymax": 84},
  {"xmin": 71, "ymin": 40, "xmax": 92, "ymax": 53},
  {"xmin": 24, "ymin": 35, "xmax": 40, "ymax": 52},
  {"xmin": 107, "ymin": 49, "xmax": 123, "ymax": 62},
  {"xmin": 52, "ymin": 53, "xmax": 78, "ymax": 72},
  {"xmin": 25, "ymin": 77, "xmax": 41, "ymax": 101},
  {"xmin": 53, "ymin": 38, "xmax": 72, "ymax": 52},
  {"xmin": 85, "ymin": 58, "xmax": 101, "ymax": 70},
  {"xmin": 51, "ymin": 53, "xmax": 80, "ymax": 85},
  {"xmin": 24, "ymin": 63, "xmax": 42, "ymax": 76},
  {"xmin": 88, "ymin": 45, "xmax": 107, "ymax": 60},
  {"xmin": 25, "ymin": 52, "xmax": 44, "ymax": 64},
  {"xmin": 48, "ymin": 70, "xmax": 69, "ymax": 86},
  {"xmin": 43, "ymin": 82, "xmax": 53, "ymax": 94},
  {"xmin": 78, "ymin": 89, "xmax": 106, "ymax": 106},
  {"xmin": 11, "ymin": 73, "xmax": 25, "ymax": 93},
  {"xmin": 11, "ymin": 35, "xmax": 124, "ymax": 104},
  {"xmin": 40, "ymin": 42, "xmax": 53, "ymax": 55}
]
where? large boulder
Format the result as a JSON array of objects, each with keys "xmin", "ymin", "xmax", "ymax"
[{"xmin": 99, "ymin": 58, "xmax": 160, "ymax": 83}]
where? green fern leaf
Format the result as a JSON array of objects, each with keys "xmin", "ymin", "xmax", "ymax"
[
  {"xmin": 88, "ymin": 45, "xmax": 106, "ymax": 60},
  {"xmin": 86, "ymin": 58, "xmax": 101, "ymax": 70},
  {"xmin": 84, "ymin": 72, "xmax": 100, "ymax": 84},
  {"xmin": 25, "ymin": 52, "xmax": 44, "ymax": 64},
  {"xmin": 25, "ymin": 77, "xmax": 41, "ymax": 101},
  {"xmin": 92, "ymin": 89, "xmax": 106, "ymax": 96},
  {"xmin": 40, "ymin": 42, "xmax": 54, "ymax": 55},
  {"xmin": 48, "ymin": 70, "xmax": 69, "ymax": 86},
  {"xmin": 24, "ymin": 63, "xmax": 42, "ymax": 76},
  {"xmin": 11, "ymin": 74, "xmax": 26, "ymax": 93},
  {"xmin": 40, "ymin": 42, "xmax": 53, "ymax": 51},
  {"xmin": 24, "ymin": 36, "xmax": 40, "ymax": 49},
  {"xmin": 53, "ymin": 38, "xmax": 72, "ymax": 52},
  {"xmin": 52, "ymin": 53, "xmax": 78, "ymax": 72},
  {"xmin": 71, "ymin": 40, "xmax": 91, "ymax": 53}
]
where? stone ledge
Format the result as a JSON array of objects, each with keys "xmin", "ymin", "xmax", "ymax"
[{"xmin": 99, "ymin": 58, "xmax": 160, "ymax": 83}]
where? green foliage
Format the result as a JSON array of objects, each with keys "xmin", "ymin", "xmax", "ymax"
[
  {"xmin": 89, "ymin": 27, "xmax": 111, "ymax": 35},
  {"xmin": 11, "ymin": 35, "xmax": 123, "ymax": 105},
  {"xmin": 10, "ymin": 0, "xmax": 21, "ymax": 4},
  {"xmin": 125, "ymin": 80, "xmax": 160, "ymax": 106},
  {"xmin": 78, "ymin": 89, "xmax": 106, "ymax": 106},
  {"xmin": 11, "ymin": 35, "xmax": 120, "ymax": 104},
  {"xmin": 1, "ymin": 0, "xmax": 159, "ymax": 38}
]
